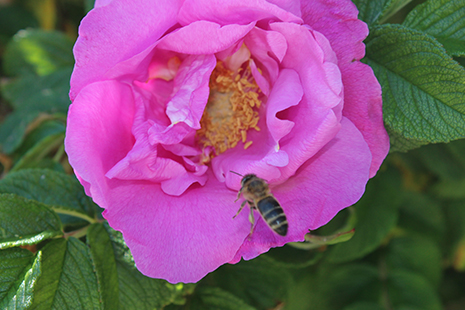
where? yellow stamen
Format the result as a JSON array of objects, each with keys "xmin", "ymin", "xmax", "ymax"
[{"xmin": 196, "ymin": 61, "xmax": 262, "ymax": 161}]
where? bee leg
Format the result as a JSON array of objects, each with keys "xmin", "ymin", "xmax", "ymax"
[
  {"xmin": 233, "ymin": 200, "xmax": 247, "ymax": 219},
  {"xmin": 248, "ymin": 208, "xmax": 255, "ymax": 236},
  {"xmin": 234, "ymin": 189, "xmax": 243, "ymax": 202}
]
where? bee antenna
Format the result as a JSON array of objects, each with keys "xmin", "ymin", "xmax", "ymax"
[{"xmin": 229, "ymin": 170, "xmax": 243, "ymax": 177}]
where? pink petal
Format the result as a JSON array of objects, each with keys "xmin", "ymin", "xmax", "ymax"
[
  {"xmin": 65, "ymin": 80, "xmax": 136, "ymax": 209},
  {"xmin": 101, "ymin": 172, "xmax": 248, "ymax": 283},
  {"xmin": 66, "ymin": 81, "xmax": 252, "ymax": 283},
  {"xmin": 94, "ymin": 0, "xmax": 113, "ymax": 7},
  {"xmin": 165, "ymin": 54, "xmax": 217, "ymax": 128},
  {"xmin": 301, "ymin": 0, "xmax": 389, "ymax": 176},
  {"xmin": 230, "ymin": 116, "xmax": 372, "ymax": 262},
  {"xmin": 212, "ymin": 68, "xmax": 303, "ymax": 189},
  {"xmin": 157, "ymin": 21, "xmax": 256, "ymax": 54},
  {"xmin": 244, "ymin": 27, "xmax": 287, "ymax": 86},
  {"xmin": 269, "ymin": 22, "xmax": 344, "ymax": 180},
  {"xmin": 178, "ymin": 0, "xmax": 302, "ymax": 26},
  {"xmin": 70, "ymin": 0, "xmax": 183, "ymax": 100}
]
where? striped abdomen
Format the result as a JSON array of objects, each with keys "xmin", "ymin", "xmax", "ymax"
[{"xmin": 256, "ymin": 196, "xmax": 288, "ymax": 236}]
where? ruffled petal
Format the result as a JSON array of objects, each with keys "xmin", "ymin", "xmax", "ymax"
[{"xmin": 301, "ymin": 0, "xmax": 389, "ymax": 176}]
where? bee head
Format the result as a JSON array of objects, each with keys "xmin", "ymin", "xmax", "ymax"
[{"xmin": 241, "ymin": 174, "xmax": 257, "ymax": 186}]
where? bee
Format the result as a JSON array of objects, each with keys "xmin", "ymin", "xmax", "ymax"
[{"xmin": 231, "ymin": 172, "xmax": 288, "ymax": 236}]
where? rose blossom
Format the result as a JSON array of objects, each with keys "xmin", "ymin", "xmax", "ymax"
[{"xmin": 65, "ymin": 0, "xmax": 389, "ymax": 283}]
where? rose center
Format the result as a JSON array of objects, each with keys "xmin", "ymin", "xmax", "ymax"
[{"xmin": 197, "ymin": 61, "xmax": 262, "ymax": 161}]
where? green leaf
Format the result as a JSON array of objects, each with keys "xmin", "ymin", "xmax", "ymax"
[
  {"xmin": 28, "ymin": 238, "xmax": 102, "ymax": 310},
  {"xmin": 328, "ymin": 167, "xmax": 402, "ymax": 263},
  {"xmin": 0, "ymin": 194, "xmax": 63, "ymax": 249},
  {"xmin": 264, "ymin": 245, "xmax": 323, "ymax": 269},
  {"xmin": 397, "ymin": 193, "xmax": 445, "ymax": 245},
  {"xmin": 386, "ymin": 126, "xmax": 429, "ymax": 152},
  {"xmin": 0, "ymin": 111, "xmax": 40, "ymax": 154},
  {"xmin": 352, "ymin": 0, "xmax": 413, "ymax": 26},
  {"xmin": 0, "ymin": 29, "xmax": 72, "ymax": 155},
  {"xmin": 3, "ymin": 29, "xmax": 74, "ymax": 77},
  {"xmin": 0, "ymin": 169, "xmax": 98, "ymax": 225},
  {"xmin": 365, "ymin": 24, "xmax": 465, "ymax": 151},
  {"xmin": 86, "ymin": 223, "xmax": 119, "ymax": 310},
  {"xmin": 104, "ymin": 224, "xmax": 194, "ymax": 309},
  {"xmin": 206, "ymin": 255, "xmax": 292, "ymax": 310},
  {"xmin": 15, "ymin": 119, "xmax": 66, "ymax": 158},
  {"xmin": 386, "ymin": 236, "xmax": 442, "ymax": 288},
  {"xmin": 2, "ymin": 68, "xmax": 72, "ymax": 111},
  {"xmin": 403, "ymin": 0, "xmax": 465, "ymax": 57},
  {"xmin": 85, "ymin": 0, "xmax": 96, "ymax": 13},
  {"xmin": 387, "ymin": 270, "xmax": 442, "ymax": 310},
  {"xmin": 0, "ymin": 5, "xmax": 39, "ymax": 38},
  {"xmin": 189, "ymin": 287, "xmax": 256, "ymax": 310},
  {"xmin": 11, "ymin": 132, "xmax": 64, "ymax": 171},
  {"xmin": 351, "ymin": 0, "xmax": 390, "ymax": 26},
  {"xmin": 0, "ymin": 247, "xmax": 41, "ymax": 309},
  {"xmin": 377, "ymin": 0, "xmax": 413, "ymax": 23},
  {"xmin": 444, "ymin": 200, "xmax": 465, "ymax": 265},
  {"xmin": 343, "ymin": 302, "xmax": 385, "ymax": 310},
  {"xmin": 323, "ymin": 264, "xmax": 381, "ymax": 309}
]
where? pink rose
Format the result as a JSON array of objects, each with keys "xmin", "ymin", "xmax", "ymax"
[{"xmin": 65, "ymin": 0, "xmax": 389, "ymax": 283}]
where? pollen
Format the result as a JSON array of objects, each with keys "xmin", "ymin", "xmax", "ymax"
[{"xmin": 197, "ymin": 61, "xmax": 262, "ymax": 161}]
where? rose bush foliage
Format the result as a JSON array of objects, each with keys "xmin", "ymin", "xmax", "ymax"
[{"xmin": 65, "ymin": 0, "xmax": 389, "ymax": 283}]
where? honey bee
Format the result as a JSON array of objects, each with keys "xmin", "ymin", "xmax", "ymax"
[{"xmin": 231, "ymin": 172, "xmax": 288, "ymax": 236}]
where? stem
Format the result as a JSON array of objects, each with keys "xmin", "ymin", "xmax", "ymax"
[
  {"xmin": 51, "ymin": 207, "xmax": 98, "ymax": 224},
  {"xmin": 64, "ymin": 225, "xmax": 90, "ymax": 239}
]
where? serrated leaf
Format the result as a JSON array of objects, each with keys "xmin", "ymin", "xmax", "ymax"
[
  {"xmin": 206, "ymin": 255, "xmax": 292, "ymax": 310},
  {"xmin": 104, "ymin": 223, "xmax": 194, "ymax": 309},
  {"xmin": 0, "ymin": 169, "xmax": 98, "ymax": 225},
  {"xmin": 3, "ymin": 29, "xmax": 74, "ymax": 77},
  {"xmin": 0, "ymin": 194, "xmax": 63, "ymax": 249},
  {"xmin": 365, "ymin": 24, "xmax": 465, "ymax": 151},
  {"xmin": 328, "ymin": 167, "xmax": 402, "ymax": 263},
  {"xmin": 386, "ymin": 236, "xmax": 442, "ymax": 287},
  {"xmin": 0, "ymin": 247, "xmax": 41, "ymax": 309},
  {"xmin": 386, "ymin": 125, "xmax": 429, "ymax": 152},
  {"xmin": 387, "ymin": 270, "xmax": 442, "ymax": 310},
  {"xmin": 28, "ymin": 238, "xmax": 101, "ymax": 310},
  {"xmin": 403, "ymin": 0, "xmax": 465, "ymax": 57},
  {"xmin": 27, "ymin": 239, "xmax": 66, "ymax": 310},
  {"xmin": 190, "ymin": 287, "xmax": 256, "ymax": 310},
  {"xmin": 87, "ymin": 223, "xmax": 119, "ymax": 310}
]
